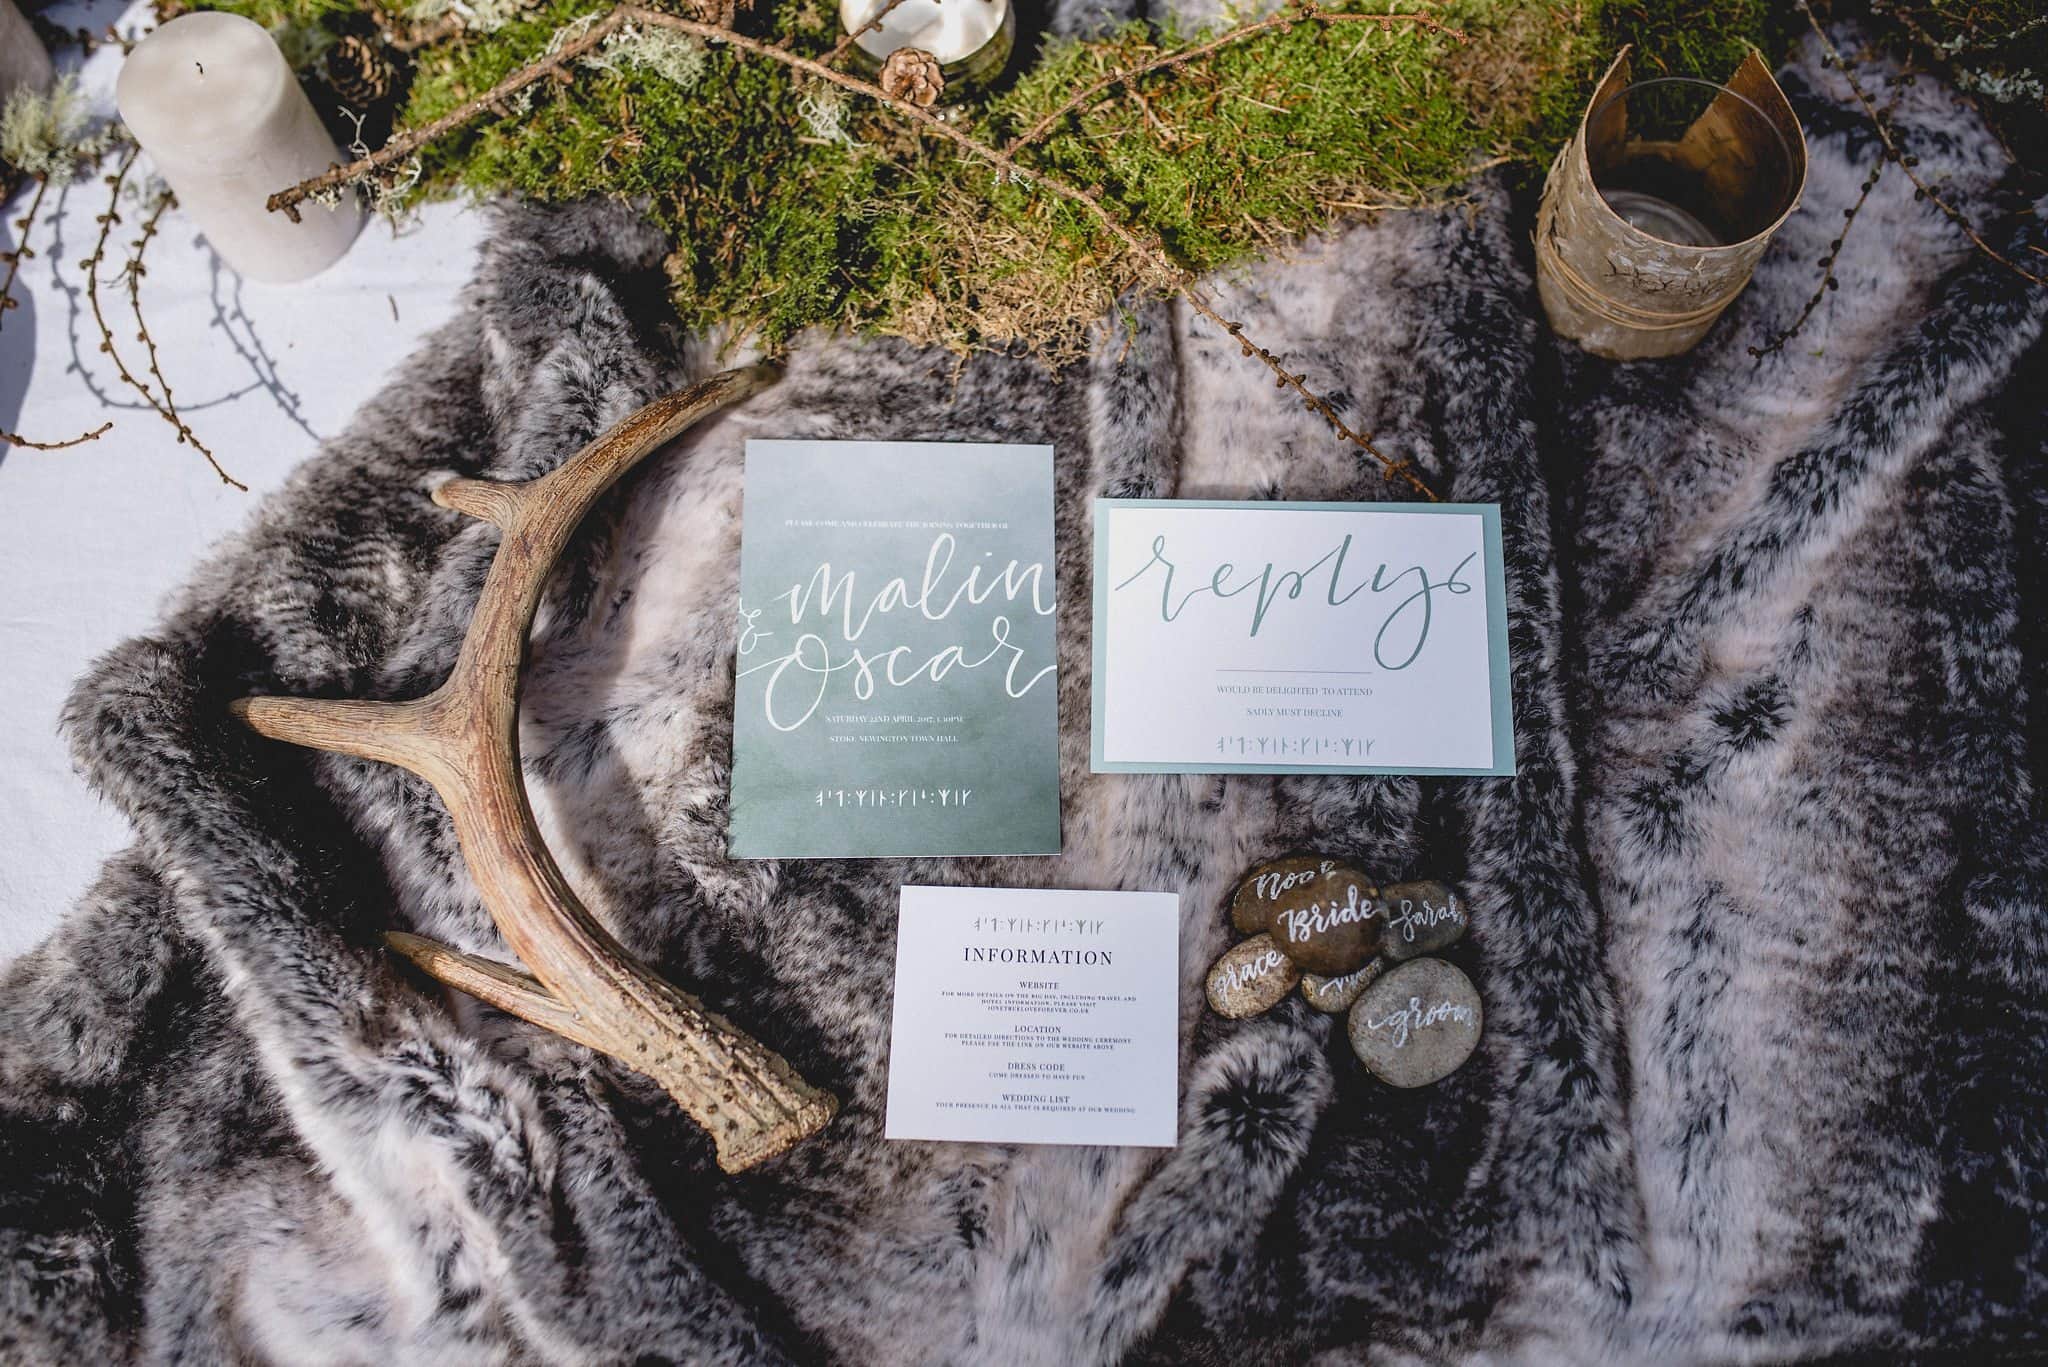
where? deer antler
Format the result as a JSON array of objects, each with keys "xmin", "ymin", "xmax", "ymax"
[{"xmin": 232, "ymin": 367, "xmax": 838, "ymax": 1173}]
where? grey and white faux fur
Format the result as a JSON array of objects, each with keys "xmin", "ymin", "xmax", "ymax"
[{"xmin": 4, "ymin": 30, "xmax": 2046, "ymax": 1366}]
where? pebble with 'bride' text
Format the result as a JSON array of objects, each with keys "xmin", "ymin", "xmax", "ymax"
[{"xmin": 1228, "ymin": 855, "xmax": 1373, "ymax": 938}]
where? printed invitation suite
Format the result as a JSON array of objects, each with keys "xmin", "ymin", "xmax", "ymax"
[
  {"xmin": 885, "ymin": 886, "xmax": 1180, "ymax": 1147},
  {"xmin": 1091, "ymin": 500, "xmax": 1515, "ymax": 775},
  {"xmin": 730, "ymin": 440, "xmax": 1061, "ymax": 858}
]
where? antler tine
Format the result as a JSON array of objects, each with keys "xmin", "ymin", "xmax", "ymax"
[
  {"xmin": 433, "ymin": 477, "xmax": 524, "ymax": 527},
  {"xmin": 231, "ymin": 696, "xmax": 452, "ymax": 774},
  {"xmin": 237, "ymin": 366, "xmax": 839, "ymax": 1173},
  {"xmin": 385, "ymin": 930, "xmax": 615, "ymax": 1054}
]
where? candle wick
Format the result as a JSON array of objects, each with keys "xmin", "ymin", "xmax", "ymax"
[{"xmin": 195, "ymin": 60, "xmax": 205, "ymax": 77}]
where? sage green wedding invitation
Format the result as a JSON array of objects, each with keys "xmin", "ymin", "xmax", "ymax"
[{"xmin": 730, "ymin": 440, "xmax": 1060, "ymax": 858}]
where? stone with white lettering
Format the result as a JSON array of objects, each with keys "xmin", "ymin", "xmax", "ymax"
[
  {"xmin": 1228, "ymin": 854, "xmax": 1372, "ymax": 937},
  {"xmin": 1378, "ymin": 881, "xmax": 1469, "ymax": 962},
  {"xmin": 1347, "ymin": 958, "xmax": 1482, "ymax": 1087},
  {"xmin": 1265, "ymin": 871, "xmax": 1382, "ymax": 976},
  {"xmin": 1205, "ymin": 934, "xmax": 1301, "ymax": 1019},
  {"xmin": 1300, "ymin": 959, "xmax": 1384, "ymax": 1013}
]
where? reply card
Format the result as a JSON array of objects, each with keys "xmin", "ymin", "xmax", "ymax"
[
  {"xmin": 1091, "ymin": 500, "xmax": 1514, "ymax": 775},
  {"xmin": 885, "ymin": 886, "xmax": 1180, "ymax": 1147},
  {"xmin": 730, "ymin": 441, "xmax": 1061, "ymax": 858}
]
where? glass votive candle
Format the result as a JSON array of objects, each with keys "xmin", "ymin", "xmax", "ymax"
[{"xmin": 837, "ymin": 0, "xmax": 1015, "ymax": 98}]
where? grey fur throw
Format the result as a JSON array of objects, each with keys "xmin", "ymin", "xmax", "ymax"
[{"xmin": 5, "ymin": 32, "xmax": 2047, "ymax": 1365}]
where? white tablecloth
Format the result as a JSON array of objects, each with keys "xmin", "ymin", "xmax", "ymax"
[{"xmin": 0, "ymin": 0, "xmax": 490, "ymax": 961}]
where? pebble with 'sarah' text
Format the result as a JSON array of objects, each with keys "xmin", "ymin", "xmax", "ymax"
[
  {"xmin": 1206, "ymin": 933, "xmax": 1300, "ymax": 1019},
  {"xmin": 1347, "ymin": 957, "xmax": 1482, "ymax": 1087},
  {"xmin": 1228, "ymin": 854, "xmax": 1371, "ymax": 936},
  {"xmin": 1300, "ymin": 959, "xmax": 1384, "ymax": 1013},
  {"xmin": 1379, "ymin": 880, "xmax": 1468, "ymax": 961}
]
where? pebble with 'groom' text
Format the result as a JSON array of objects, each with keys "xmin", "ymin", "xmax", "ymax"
[{"xmin": 1347, "ymin": 957, "xmax": 1481, "ymax": 1087}]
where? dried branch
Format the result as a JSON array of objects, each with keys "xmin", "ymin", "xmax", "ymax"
[
  {"xmin": 123, "ymin": 186, "xmax": 208, "ymax": 467},
  {"xmin": 3, "ymin": 421, "xmax": 113, "ymax": 449},
  {"xmin": 266, "ymin": 2, "xmax": 1446, "ymax": 497},
  {"xmin": 84, "ymin": 149, "xmax": 246, "ymax": 489},
  {"xmin": 1005, "ymin": 4, "xmax": 1465, "ymax": 157},
  {"xmin": 1749, "ymin": 67, "xmax": 1910, "ymax": 361},
  {"xmin": 1, "ymin": 177, "xmax": 47, "ymax": 332},
  {"xmin": 269, "ymin": 9, "xmax": 632, "ymax": 220},
  {"xmin": 1750, "ymin": 158, "xmax": 1883, "ymax": 359},
  {"xmin": 821, "ymin": 0, "xmax": 912, "ymax": 69},
  {"xmin": 390, "ymin": 12, "xmax": 466, "ymax": 51},
  {"xmin": 28, "ymin": 15, "xmax": 108, "ymax": 52},
  {"xmin": 1797, "ymin": 1, "xmax": 2044, "ymax": 289}
]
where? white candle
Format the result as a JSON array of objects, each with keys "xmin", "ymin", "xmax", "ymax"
[
  {"xmin": 115, "ymin": 12, "xmax": 361, "ymax": 284},
  {"xmin": 0, "ymin": 0, "xmax": 56, "ymax": 110}
]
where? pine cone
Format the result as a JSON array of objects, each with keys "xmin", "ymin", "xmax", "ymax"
[
  {"xmin": 878, "ymin": 48, "xmax": 945, "ymax": 108},
  {"xmin": 325, "ymin": 35, "xmax": 395, "ymax": 110}
]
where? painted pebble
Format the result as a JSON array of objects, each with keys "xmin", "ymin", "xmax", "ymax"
[
  {"xmin": 1300, "ymin": 959, "xmax": 1384, "ymax": 1014},
  {"xmin": 1378, "ymin": 880, "xmax": 1469, "ymax": 962},
  {"xmin": 1265, "ymin": 871, "xmax": 1381, "ymax": 977},
  {"xmin": 1205, "ymin": 933, "xmax": 1300, "ymax": 1019},
  {"xmin": 1347, "ymin": 958, "xmax": 1482, "ymax": 1088},
  {"xmin": 1228, "ymin": 854, "xmax": 1371, "ymax": 937}
]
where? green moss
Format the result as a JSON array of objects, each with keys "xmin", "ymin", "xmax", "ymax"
[{"xmin": 184, "ymin": 0, "xmax": 1786, "ymax": 351}]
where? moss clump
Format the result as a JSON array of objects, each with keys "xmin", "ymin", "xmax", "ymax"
[{"xmin": 188, "ymin": 0, "xmax": 1788, "ymax": 353}]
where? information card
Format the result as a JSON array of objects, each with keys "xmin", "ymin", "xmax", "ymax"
[{"xmin": 884, "ymin": 886, "xmax": 1180, "ymax": 1148}]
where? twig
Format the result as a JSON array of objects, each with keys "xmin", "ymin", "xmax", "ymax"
[
  {"xmin": 3, "ymin": 421, "xmax": 113, "ymax": 449},
  {"xmin": 821, "ymin": 0, "xmax": 912, "ymax": 68},
  {"xmin": 1006, "ymin": 4, "xmax": 1464, "ymax": 157},
  {"xmin": 83, "ymin": 149, "xmax": 247, "ymax": 489},
  {"xmin": 1, "ymin": 178, "xmax": 48, "ymax": 333},
  {"xmin": 28, "ymin": 15, "xmax": 106, "ymax": 54},
  {"xmin": 269, "ymin": 7, "xmax": 633, "ymax": 221},
  {"xmin": 1797, "ymin": 1, "xmax": 2045, "ymax": 289},
  {"xmin": 1750, "ymin": 158, "xmax": 1882, "ymax": 359},
  {"xmin": 124, "ymin": 187, "xmax": 203, "ymax": 466},
  {"xmin": 1749, "ymin": 69, "xmax": 1909, "ymax": 360},
  {"xmin": 390, "ymin": 12, "xmax": 465, "ymax": 52},
  {"xmin": 267, "ymin": 2, "xmax": 1442, "ymax": 497}
]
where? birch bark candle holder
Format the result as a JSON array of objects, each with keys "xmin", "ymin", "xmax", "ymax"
[{"xmin": 1536, "ymin": 46, "xmax": 1806, "ymax": 361}]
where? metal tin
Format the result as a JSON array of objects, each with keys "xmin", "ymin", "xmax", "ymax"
[{"xmin": 1536, "ymin": 47, "xmax": 1807, "ymax": 360}]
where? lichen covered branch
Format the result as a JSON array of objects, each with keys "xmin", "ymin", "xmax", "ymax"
[{"xmin": 1798, "ymin": 0, "xmax": 2045, "ymax": 289}]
